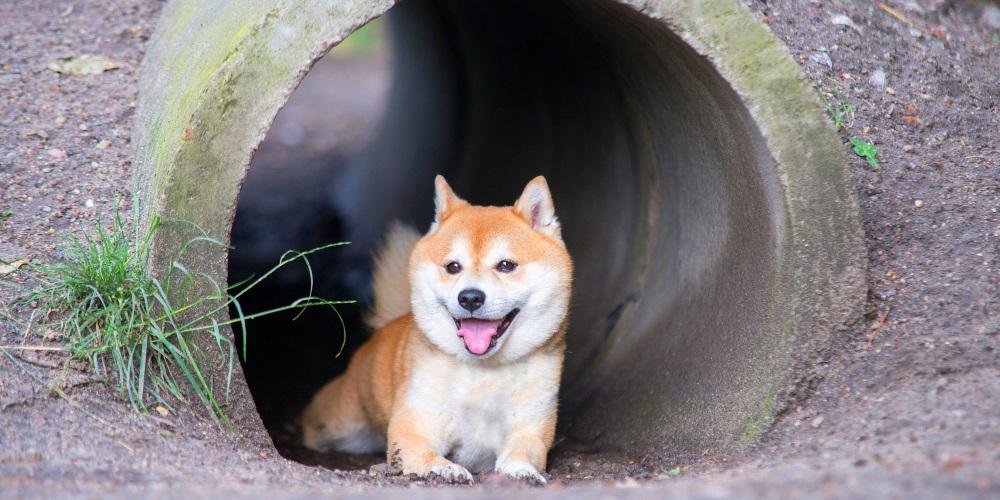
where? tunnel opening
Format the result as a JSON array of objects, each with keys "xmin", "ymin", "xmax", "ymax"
[
  {"xmin": 227, "ymin": 18, "xmax": 393, "ymax": 469},
  {"xmin": 227, "ymin": 0, "xmax": 796, "ymax": 472}
]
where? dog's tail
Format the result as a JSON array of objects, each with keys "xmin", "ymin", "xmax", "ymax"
[{"xmin": 365, "ymin": 222, "xmax": 422, "ymax": 330}]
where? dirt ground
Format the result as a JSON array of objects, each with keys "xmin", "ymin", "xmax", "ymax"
[{"xmin": 1, "ymin": 0, "xmax": 999, "ymax": 497}]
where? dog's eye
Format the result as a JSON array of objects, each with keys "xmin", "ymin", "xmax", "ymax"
[
  {"xmin": 495, "ymin": 260, "xmax": 518, "ymax": 273},
  {"xmin": 445, "ymin": 261, "xmax": 462, "ymax": 274}
]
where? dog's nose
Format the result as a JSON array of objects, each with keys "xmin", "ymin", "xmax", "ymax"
[{"xmin": 458, "ymin": 288, "xmax": 486, "ymax": 312}]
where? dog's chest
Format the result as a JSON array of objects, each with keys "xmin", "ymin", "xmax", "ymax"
[
  {"xmin": 404, "ymin": 356, "xmax": 556, "ymax": 471},
  {"xmin": 447, "ymin": 378, "xmax": 512, "ymax": 470}
]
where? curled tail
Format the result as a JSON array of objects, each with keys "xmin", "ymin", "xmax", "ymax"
[{"xmin": 366, "ymin": 222, "xmax": 421, "ymax": 330}]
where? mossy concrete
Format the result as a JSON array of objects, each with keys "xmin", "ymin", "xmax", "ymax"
[{"xmin": 133, "ymin": 0, "xmax": 865, "ymax": 455}]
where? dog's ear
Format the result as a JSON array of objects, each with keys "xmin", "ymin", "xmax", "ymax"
[
  {"xmin": 432, "ymin": 175, "xmax": 468, "ymax": 227},
  {"xmin": 514, "ymin": 176, "xmax": 562, "ymax": 241}
]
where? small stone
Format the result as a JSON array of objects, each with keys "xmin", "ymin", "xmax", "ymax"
[
  {"xmin": 902, "ymin": 144, "xmax": 915, "ymax": 153},
  {"xmin": 84, "ymin": 199, "xmax": 95, "ymax": 208},
  {"xmin": 886, "ymin": 87, "xmax": 896, "ymax": 95},
  {"xmin": 78, "ymin": 123, "xmax": 88, "ymax": 131},
  {"xmin": 831, "ymin": 14, "xmax": 862, "ymax": 33},
  {"xmin": 809, "ymin": 51, "xmax": 833, "ymax": 69},
  {"xmin": 811, "ymin": 416, "xmax": 825, "ymax": 428},
  {"xmin": 96, "ymin": 139, "xmax": 111, "ymax": 149},
  {"xmin": 901, "ymin": 0, "xmax": 925, "ymax": 14},
  {"xmin": 46, "ymin": 148, "xmax": 66, "ymax": 159},
  {"xmin": 616, "ymin": 477, "xmax": 639, "ymax": 488},
  {"xmin": 54, "ymin": 116, "xmax": 67, "ymax": 128},
  {"xmin": 868, "ymin": 69, "xmax": 887, "ymax": 90},
  {"xmin": 977, "ymin": 317, "xmax": 1000, "ymax": 336},
  {"xmin": 982, "ymin": 5, "xmax": 1000, "ymax": 30},
  {"xmin": 914, "ymin": 200, "xmax": 924, "ymax": 208},
  {"xmin": 942, "ymin": 455, "xmax": 967, "ymax": 474}
]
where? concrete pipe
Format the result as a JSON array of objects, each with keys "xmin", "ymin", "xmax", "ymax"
[{"xmin": 133, "ymin": 0, "xmax": 866, "ymax": 459}]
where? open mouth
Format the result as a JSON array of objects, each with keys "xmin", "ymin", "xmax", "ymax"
[{"xmin": 453, "ymin": 309, "xmax": 520, "ymax": 356}]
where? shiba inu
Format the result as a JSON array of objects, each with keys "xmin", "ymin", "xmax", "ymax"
[{"xmin": 301, "ymin": 175, "xmax": 573, "ymax": 484}]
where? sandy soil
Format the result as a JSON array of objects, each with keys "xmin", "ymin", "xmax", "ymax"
[{"xmin": 1, "ymin": 0, "xmax": 998, "ymax": 497}]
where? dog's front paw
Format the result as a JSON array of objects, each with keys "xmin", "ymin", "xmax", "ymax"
[
  {"xmin": 428, "ymin": 462, "xmax": 474, "ymax": 484},
  {"xmin": 498, "ymin": 460, "xmax": 546, "ymax": 485}
]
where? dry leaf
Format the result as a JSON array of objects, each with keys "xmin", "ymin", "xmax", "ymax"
[
  {"xmin": 47, "ymin": 55, "xmax": 122, "ymax": 75},
  {"xmin": 0, "ymin": 259, "xmax": 28, "ymax": 275}
]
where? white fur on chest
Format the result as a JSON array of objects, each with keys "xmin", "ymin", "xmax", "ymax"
[{"xmin": 403, "ymin": 350, "xmax": 559, "ymax": 472}]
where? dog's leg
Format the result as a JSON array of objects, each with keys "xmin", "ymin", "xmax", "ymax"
[
  {"xmin": 495, "ymin": 418, "xmax": 554, "ymax": 484},
  {"xmin": 387, "ymin": 407, "xmax": 472, "ymax": 483},
  {"xmin": 300, "ymin": 376, "xmax": 383, "ymax": 453}
]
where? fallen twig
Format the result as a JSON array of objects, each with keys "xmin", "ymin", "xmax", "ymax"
[
  {"xmin": 0, "ymin": 345, "xmax": 66, "ymax": 352},
  {"xmin": 0, "ymin": 379, "xmax": 102, "ymax": 411},
  {"xmin": 20, "ymin": 308, "xmax": 36, "ymax": 343},
  {"xmin": 12, "ymin": 353, "xmax": 71, "ymax": 370},
  {"xmin": 866, "ymin": 307, "xmax": 891, "ymax": 348},
  {"xmin": 878, "ymin": 2, "xmax": 915, "ymax": 27}
]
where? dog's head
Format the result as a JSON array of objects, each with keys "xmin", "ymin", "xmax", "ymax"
[{"xmin": 409, "ymin": 175, "xmax": 573, "ymax": 362}]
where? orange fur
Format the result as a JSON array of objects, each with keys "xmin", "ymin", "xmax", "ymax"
[{"xmin": 301, "ymin": 176, "xmax": 572, "ymax": 484}]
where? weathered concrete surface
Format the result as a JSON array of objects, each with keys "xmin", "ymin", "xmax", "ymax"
[{"xmin": 132, "ymin": 0, "xmax": 865, "ymax": 456}]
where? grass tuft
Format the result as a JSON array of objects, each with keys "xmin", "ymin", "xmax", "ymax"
[
  {"xmin": 9, "ymin": 207, "xmax": 351, "ymax": 426},
  {"xmin": 818, "ymin": 84, "xmax": 853, "ymax": 131}
]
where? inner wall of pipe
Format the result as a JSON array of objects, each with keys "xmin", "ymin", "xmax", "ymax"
[{"xmin": 230, "ymin": 0, "xmax": 783, "ymax": 458}]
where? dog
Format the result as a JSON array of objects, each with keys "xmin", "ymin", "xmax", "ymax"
[{"xmin": 301, "ymin": 175, "xmax": 573, "ymax": 484}]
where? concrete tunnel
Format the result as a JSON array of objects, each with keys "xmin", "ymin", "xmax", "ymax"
[{"xmin": 132, "ymin": 0, "xmax": 866, "ymax": 464}]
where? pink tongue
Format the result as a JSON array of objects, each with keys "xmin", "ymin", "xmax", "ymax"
[{"xmin": 457, "ymin": 318, "xmax": 501, "ymax": 355}]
